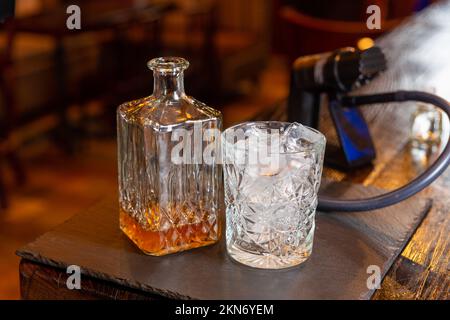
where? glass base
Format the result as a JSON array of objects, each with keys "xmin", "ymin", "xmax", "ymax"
[
  {"xmin": 226, "ymin": 243, "xmax": 312, "ymax": 269},
  {"xmin": 120, "ymin": 210, "xmax": 219, "ymax": 256}
]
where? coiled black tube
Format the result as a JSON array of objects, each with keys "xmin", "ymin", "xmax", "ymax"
[{"xmin": 318, "ymin": 90, "xmax": 450, "ymax": 212}]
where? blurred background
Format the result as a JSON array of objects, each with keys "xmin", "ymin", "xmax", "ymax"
[{"xmin": 0, "ymin": 0, "xmax": 438, "ymax": 299}]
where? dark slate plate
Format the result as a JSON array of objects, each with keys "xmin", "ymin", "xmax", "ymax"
[{"xmin": 16, "ymin": 181, "xmax": 431, "ymax": 299}]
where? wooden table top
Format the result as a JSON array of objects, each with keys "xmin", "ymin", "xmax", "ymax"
[
  {"xmin": 16, "ymin": 1, "xmax": 450, "ymax": 300},
  {"xmin": 256, "ymin": 0, "xmax": 450, "ymax": 299},
  {"xmin": 17, "ymin": 180, "xmax": 430, "ymax": 300}
]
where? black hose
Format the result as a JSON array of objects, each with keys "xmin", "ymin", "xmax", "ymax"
[{"xmin": 318, "ymin": 90, "xmax": 450, "ymax": 212}]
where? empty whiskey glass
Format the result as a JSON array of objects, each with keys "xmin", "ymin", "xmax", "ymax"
[{"xmin": 222, "ymin": 121, "xmax": 326, "ymax": 269}]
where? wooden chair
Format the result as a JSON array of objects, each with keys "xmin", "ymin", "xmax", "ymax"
[
  {"xmin": 159, "ymin": 0, "xmax": 218, "ymax": 99},
  {"xmin": 278, "ymin": 5, "xmax": 405, "ymax": 62},
  {"xmin": 161, "ymin": 0, "xmax": 271, "ymax": 101},
  {"xmin": 0, "ymin": 18, "xmax": 26, "ymax": 208}
]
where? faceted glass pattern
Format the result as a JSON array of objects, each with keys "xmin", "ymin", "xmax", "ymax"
[
  {"xmin": 117, "ymin": 57, "xmax": 222, "ymax": 256},
  {"xmin": 223, "ymin": 122, "xmax": 326, "ymax": 269}
]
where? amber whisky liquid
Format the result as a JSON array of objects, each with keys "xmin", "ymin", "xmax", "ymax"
[
  {"xmin": 120, "ymin": 208, "xmax": 221, "ymax": 256},
  {"xmin": 117, "ymin": 57, "xmax": 223, "ymax": 256}
]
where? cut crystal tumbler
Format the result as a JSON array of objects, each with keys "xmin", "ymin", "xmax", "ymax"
[{"xmin": 222, "ymin": 121, "xmax": 326, "ymax": 269}]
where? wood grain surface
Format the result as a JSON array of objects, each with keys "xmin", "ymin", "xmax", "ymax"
[
  {"xmin": 16, "ymin": 0, "xmax": 450, "ymax": 300},
  {"xmin": 16, "ymin": 180, "xmax": 430, "ymax": 300},
  {"xmin": 256, "ymin": 0, "xmax": 450, "ymax": 300},
  {"xmin": 19, "ymin": 259, "xmax": 164, "ymax": 300}
]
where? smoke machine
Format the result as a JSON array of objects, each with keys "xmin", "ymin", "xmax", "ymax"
[{"xmin": 287, "ymin": 47, "xmax": 450, "ymax": 212}]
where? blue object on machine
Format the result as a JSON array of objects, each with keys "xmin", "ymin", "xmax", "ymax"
[
  {"xmin": 287, "ymin": 47, "xmax": 450, "ymax": 211},
  {"xmin": 327, "ymin": 98, "xmax": 376, "ymax": 168},
  {"xmin": 287, "ymin": 46, "xmax": 384, "ymax": 169}
]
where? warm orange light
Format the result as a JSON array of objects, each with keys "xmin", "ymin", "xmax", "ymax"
[{"xmin": 357, "ymin": 37, "xmax": 375, "ymax": 50}]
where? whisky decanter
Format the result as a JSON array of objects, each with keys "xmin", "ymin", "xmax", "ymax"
[{"xmin": 117, "ymin": 57, "xmax": 222, "ymax": 255}]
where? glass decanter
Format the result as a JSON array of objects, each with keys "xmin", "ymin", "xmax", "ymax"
[
  {"xmin": 410, "ymin": 103, "xmax": 443, "ymax": 148},
  {"xmin": 117, "ymin": 57, "xmax": 222, "ymax": 256}
]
